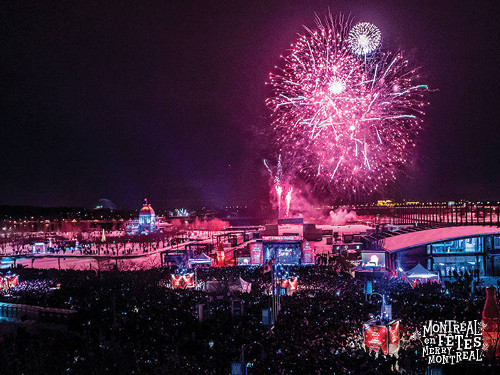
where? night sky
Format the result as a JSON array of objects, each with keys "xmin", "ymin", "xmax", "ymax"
[{"xmin": 2, "ymin": 1, "xmax": 500, "ymax": 209}]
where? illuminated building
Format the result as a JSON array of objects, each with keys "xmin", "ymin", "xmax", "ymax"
[
  {"xmin": 126, "ymin": 200, "xmax": 158, "ymax": 234},
  {"xmin": 139, "ymin": 200, "xmax": 156, "ymax": 233}
]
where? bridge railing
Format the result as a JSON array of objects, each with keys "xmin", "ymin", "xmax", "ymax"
[{"xmin": 351, "ymin": 202, "xmax": 500, "ymax": 227}]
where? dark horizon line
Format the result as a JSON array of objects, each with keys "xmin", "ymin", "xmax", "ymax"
[{"xmin": 2, "ymin": 197, "xmax": 500, "ymax": 212}]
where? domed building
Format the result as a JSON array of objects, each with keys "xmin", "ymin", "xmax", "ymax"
[
  {"xmin": 126, "ymin": 199, "xmax": 159, "ymax": 234},
  {"xmin": 138, "ymin": 200, "xmax": 156, "ymax": 233}
]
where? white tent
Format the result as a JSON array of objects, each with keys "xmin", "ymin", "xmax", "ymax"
[
  {"xmin": 230, "ymin": 277, "xmax": 252, "ymax": 293},
  {"xmin": 206, "ymin": 277, "xmax": 252, "ymax": 293},
  {"xmin": 404, "ymin": 263, "xmax": 440, "ymax": 284}
]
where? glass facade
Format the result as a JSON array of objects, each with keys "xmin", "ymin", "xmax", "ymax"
[
  {"xmin": 427, "ymin": 236, "xmax": 484, "ymax": 277},
  {"xmin": 494, "ymin": 236, "xmax": 500, "ymax": 250}
]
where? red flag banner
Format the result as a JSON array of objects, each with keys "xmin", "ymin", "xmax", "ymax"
[
  {"xmin": 172, "ymin": 275, "xmax": 184, "ymax": 289},
  {"xmin": 183, "ymin": 273, "xmax": 194, "ymax": 288},
  {"xmin": 388, "ymin": 321, "xmax": 400, "ymax": 354},
  {"xmin": 301, "ymin": 241, "xmax": 314, "ymax": 264},
  {"xmin": 250, "ymin": 242, "xmax": 263, "ymax": 265},
  {"xmin": 363, "ymin": 324, "xmax": 388, "ymax": 354},
  {"xmin": 288, "ymin": 277, "xmax": 298, "ymax": 295}
]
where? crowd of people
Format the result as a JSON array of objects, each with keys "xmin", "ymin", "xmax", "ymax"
[{"xmin": 0, "ymin": 265, "xmax": 498, "ymax": 374}]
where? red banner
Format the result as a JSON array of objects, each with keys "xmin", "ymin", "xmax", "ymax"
[
  {"xmin": 172, "ymin": 275, "xmax": 184, "ymax": 289},
  {"xmin": 388, "ymin": 321, "xmax": 400, "ymax": 354},
  {"xmin": 277, "ymin": 277, "xmax": 298, "ymax": 295},
  {"xmin": 250, "ymin": 242, "xmax": 263, "ymax": 265},
  {"xmin": 216, "ymin": 251, "xmax": 225, "ymax": 266},
  {"xmin": 301, "ymin": 241, "xmax": 314, "ymax": 264},
  {"xmin": 183, "ymin": 274, "xmax": 194, "ymax": 288},
  {"xmin": 1, "ymin": 275, "xmax": 18, "ymax": 290},
  {"xmin": 288, "ymin": 277, "xmax": 298, "ymax": 295},
  {"xmin": 11, "ymin": 275, "xmax": 18, "ymax": 288},
  {"xmin": 364, "ymin": 324, "xmax": 388, "ymax": 354}
]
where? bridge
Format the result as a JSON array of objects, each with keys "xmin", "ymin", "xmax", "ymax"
[
  {"xmin": 350, "ymin": 202, "xmax": 500, "ymax": 277},
  {"xmin": 381, "ymin": 225, "xmax": 500, "ymax": 253},
  {"xmin": 352, "ymin": 201, "xmax": 500, "ymax": 227}
]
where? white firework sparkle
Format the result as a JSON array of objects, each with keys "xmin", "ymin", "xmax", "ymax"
[{"xmin": 348, "ymin": 22, "xmax": 382, "ymax": 56}]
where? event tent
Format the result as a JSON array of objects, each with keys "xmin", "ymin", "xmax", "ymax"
[{"xmin": 404, "ymin": 263, "xmax": 440, "ymax": 285}]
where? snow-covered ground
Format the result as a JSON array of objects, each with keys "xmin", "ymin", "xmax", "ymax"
[
  {"xmin": 14, "ymin": 252, "xmax": 164, "ymax": 271},
  {"xmin": 0, "ymin": 251, "xmax": 163, "ymax": 271},
  {"xmin": 0, "ymin": 241, "xmax": 201, "ymax": 271}
]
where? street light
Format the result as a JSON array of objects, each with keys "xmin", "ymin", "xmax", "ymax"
[{"xmin": 369, "ymin": 292, "xmax": 387, "ymax": 320}]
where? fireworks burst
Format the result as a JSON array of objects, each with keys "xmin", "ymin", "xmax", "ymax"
[
  {"xmin": 266, "ymin": 14, "xmax": 428, "ymax": 196},
  {"xmin": 348, "ymin": 22, "xmax": 381, "ymax": 56}
]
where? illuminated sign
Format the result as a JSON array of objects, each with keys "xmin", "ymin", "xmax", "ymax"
[
  {"xmin": 262, "ymin": 236, "xmax": 301, "ymax": 242},
  {"xmin": 388, "ymin": 321, "xmax": 400, "ymax": 354},
  {"xmin": 361, "ymin": 252, "xmax": 386, "ymax": 268},
  {"xmin": 363, "ymin": 324, "xmax": 388, "ymax": 354},
  {"xmin": 250, "ymin": 242, "xmax": 263, "ymax": 265},
  {"xmin": 301, "ymin": 241, "xmax": 314, "ymax": 264}
]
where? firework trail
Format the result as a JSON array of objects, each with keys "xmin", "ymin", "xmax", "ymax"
[
  {"xmin": 285, "ymin": 187, "xmax": 293, "ymax": 217},
  {"xmin": 276, "ymin": 185, "xmax": 283, "ymax": 217},
  {"xmin": 264, "ymin": 155, "xmax": 283, "ymax": 185},
  {"xmin": 264, "ymin": 154, "xmax": 287, "ymax": 216},
  {"xmin": 263, "ymin": 159, "xmax": 274, "ymax": 180},
  {"xmin": 266, "ymin": 14, "xmax": 428, "ymax": 196}
]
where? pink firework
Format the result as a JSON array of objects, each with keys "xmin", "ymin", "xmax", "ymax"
[
  {"xmin": 266, "ymin": 14, "xmax": 428, "ymax": 196},
  {"xmin": 285, "ymin": 187, "xmax": 293, "ymax": 217},
  {"xmin": 275, "ymin": 185, "xmax": 283, "ymax": 216}
]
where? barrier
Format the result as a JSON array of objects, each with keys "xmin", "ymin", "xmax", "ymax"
[{"xmin": 0, "ymin": 302, "xmax": 76, "ymax": 323}]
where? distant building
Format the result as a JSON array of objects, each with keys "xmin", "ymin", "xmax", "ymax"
[
  {"xmin": 94, "ymin": 198, "xmax": 117, "ymax": 211},
  {"xmin": 126, "ymin": 200, "xmax": 158, "ymax": 234},
  {"xmin": 381, "ymin": 226, "xmax": 500, "ymax": 277},
  {"xmin": 139, "ymin": 201, "xmax": 156, "ymax": 233}
]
